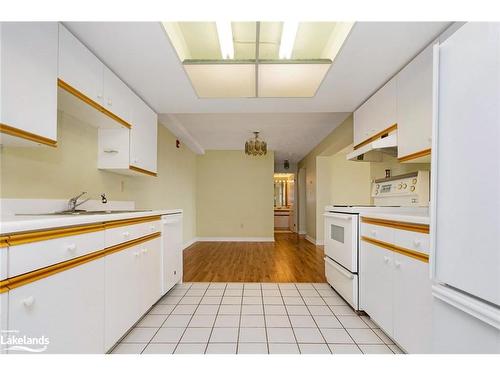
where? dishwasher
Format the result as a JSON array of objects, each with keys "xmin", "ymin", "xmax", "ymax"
[{"xmin": 161, "ymin": 212, "xmax": 183, "ymax": 294}]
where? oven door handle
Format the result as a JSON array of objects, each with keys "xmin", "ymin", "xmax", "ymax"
[{"xmin": 324, "ymin": 213, "xmax": 353, "ymax": 220}]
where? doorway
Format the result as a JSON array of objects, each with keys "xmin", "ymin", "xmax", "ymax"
[{"xmin": 273, "ymin": 173, "xmax": 295, "ymax": 233}]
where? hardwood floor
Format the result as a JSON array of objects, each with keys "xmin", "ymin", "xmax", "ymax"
[{"xmin": 183, "ymin": 233, "xmax": 326, "ymax": 283}]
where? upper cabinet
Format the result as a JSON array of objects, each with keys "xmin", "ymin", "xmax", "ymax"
[
  {"xmin": 58, "ymin": 24, "xmax": 104, "ymax": 106},
  {"xmin": 396, "ymin": 44, "xmax": 433, "ymax": 162},
  {"xmin": 353, "ymin": 43, "xmax": 433, "ymax": 163},
  {"xmin": 0, "ymin": 22, "xmax": 58, "ymax": 147},
  {"xmin": 353, "ymin": 79, "xmax": 397, "ymax": 146},
  {"xmin": 58, "ymin": 23, "xmax": 158, "ymax": 176},
  {"xmin": 130, "ymin": 94, "xmax": 158, "ymax": 174}
]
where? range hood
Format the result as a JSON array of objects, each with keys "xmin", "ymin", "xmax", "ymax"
[{"xmin": 346, "ymin": 131, "xmax": 398, "ymax": 162}]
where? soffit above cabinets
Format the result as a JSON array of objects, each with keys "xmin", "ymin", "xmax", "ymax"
[{"xmin": 162, "ymin": 21, "xmax": 354, "ymax": 98}]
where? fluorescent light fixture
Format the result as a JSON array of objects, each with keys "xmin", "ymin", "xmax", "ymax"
[
  {"xmin": 216, "ymin": 21, "xmax": 234, "ymax": 59},
  {"xmin": 279, "ymin": 22, "xmax": 299, "ymax": 59}
]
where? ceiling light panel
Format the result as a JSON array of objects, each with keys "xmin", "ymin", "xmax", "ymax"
[
  {"xmin": 216, "ymin": 21, "xmax": 234, "ymax": 59},
  {"xmin": 184, "ymin": 64, "xmax": 256, "ymax": 98},
  {"xmin": 258, "ymin": 63, "xmax": 331, "ymax": 97},
  {"xmin": 279, "ymin": 22, "xmax": 299, "ymax": 59}
]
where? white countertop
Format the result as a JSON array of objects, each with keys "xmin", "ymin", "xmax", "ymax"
[
  {"xmin": 359, "ymin": 209, "xmax": 430, "ymax": 225},
  {"xmin": 0, "ymin": 209, "xmax": 182, "ymax": 235}
]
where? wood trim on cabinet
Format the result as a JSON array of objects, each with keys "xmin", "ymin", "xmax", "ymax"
[
  {"xmin": 353, "ymin": 124, "xmax": 398, "ymax": 150},
  {"xmin": 129, "ymin": 165, "xmax": 157, "ymax": 177},
  {"xmin": 397, "ymin": 148, "xmax": 431, "ymax": 162},
  {"xmin": 57, "ymin": 79, "xmax": 132, "ymax": 129},
  {"xmin": 0, "ymin": 123, "xmax": 57, "ymax": 147},
  {"xmin": 361, "ymin": 236, "xmax": 429, "ymax": 263},
  {"xmin": 0, "ymin": 232, "xmax": 161, "ymax": 293},
  {"xmin": 361, "ymin": 217, "xmax": 429, "ymax": 234},
  {"xmin": 2, "ymin": 215, "xmax": 161, "ymax": 245},
  {"xmin": 104, "ymin": 215, "xmax": 161, "ymax": 229},
  {"xmin": 5, "ymin": 223, "xmax": 105, "ymax": 246}
]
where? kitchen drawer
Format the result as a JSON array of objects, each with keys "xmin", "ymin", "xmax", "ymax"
[
  {"xmin": 105, "ymin": 220, "xmax": 160, "ymax": 248},
  {"xmin": 360, "ymin": 222, "xmax": 393, "ymax": 244},
  {"xmin": 8, "ymin": 230, "xmax": 105, "ymax": 278},
  {"xmin": 325, "ymin": 257, "xmax": 358, "ymax": 310},
  {"xmin": 393, "ymin": 229, "xmax": 430, "ymax": 255}
]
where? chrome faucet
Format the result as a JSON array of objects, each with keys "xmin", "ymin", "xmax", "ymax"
[{"xmin": 68, "ymin": 192, "xmax": 90, "ymax": 212}]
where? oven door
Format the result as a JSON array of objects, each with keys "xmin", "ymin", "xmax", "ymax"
[{"xmin": 323, "ymin": 212, "xmax": 358, "ymax": 272}]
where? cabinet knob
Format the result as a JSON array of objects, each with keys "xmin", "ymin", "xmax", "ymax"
[
  {"xmin": 97, "ymin": 93, "xmax": 103, "ymax": 99},
  {"xmin": 150, "ymin": 225, "xmax": 156, "ymax": 232},
  {"xmin": 413, "ymin": 239, "xmax": 421, "ymax": 247},
  {"xmin": 123, "ymin": 231, "xmax": 130, "ymax": 238},
  {"xmin": 371, "ymin": 230, "xmax": 377, "ymax": 237},
  {"xmin": 22, "ymin": 296, "xmax": 35, "ymax": 307},
  {"xmin": 394, "ymin": 261, "xmax": 401, "ymax": 268},
  {"xmin": 134, "ymin": 251, "xmax": 140, "ymax": 257},
  {"xmin": 66, "ymin": 243, "xmax": 77, "ymax": 252},
  {"xmin": 107, "ymin": 98, "xmax": 112, "ymax": 106},
  {"xmin": 383, "ymin": 256, "xmax": 390, "ymax": 264},
  {"xmin": 142, "ymin": 248, "xmax": 148, "ymax": 254}
]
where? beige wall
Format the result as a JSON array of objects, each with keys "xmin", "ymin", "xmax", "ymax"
[
  {"xmin": 298, "ymin": 115, "xmax": 354, "ymax": 241},
  {"xmin": 196, "ymin": 150, "xmax": 274, "ymax": 239},
  {"xmin": 370, "ymin": 154, "xmax": 430, "ymax": 181},
  {"xmin": 0, "ymin": 111, "xmax": 197, "ymax": 244}
]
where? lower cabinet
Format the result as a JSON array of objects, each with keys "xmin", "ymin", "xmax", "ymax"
[
  {"xmin": 360, "ymin": 225, "xmax": 432, "ymax": 353},
  {"xmin": 360, "ymin": 242, "xmax": 394, "ymax": 337},
  {"xmin": 8, "ymin": 259, "xmax": 105, "ymax": 354},
  {"xmin": 161, "ymin": 214, "xmax": 183, "ymax": 294},
  {"xmin": 393, "ymin": 252, "xmax": 432, "ymax": 353},
  {"xmin": 104, "ymin": 237, "xmax": 161, "ymax": 350}
]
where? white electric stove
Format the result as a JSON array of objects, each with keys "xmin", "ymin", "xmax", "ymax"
[{"xmin": 323, "ymin": 171, "xmax": 430, "ymax": 310}]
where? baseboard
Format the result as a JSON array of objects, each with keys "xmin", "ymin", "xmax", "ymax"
[
  {"xmin": 316, "ymin": 240, "xmax": 325, "ymax": 246},
  {"xmin": 305, "ymin": 235, "xmax": 316, "ymax": 244},
  {"xmin": 182, "ymin": 237, "xmax": 198, "ymax": 250},
  {"xmin": 196, "ymin": 237, "xmax": 275, "ymax": 242},
  {"xmin": 298, "ymin": 230, "xmax": 307, "ymax": 235}
]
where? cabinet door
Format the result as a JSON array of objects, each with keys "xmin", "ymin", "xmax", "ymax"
[
  {"xmin": 58, "ymin": 24, "xmax": 104, "ymax": 105},
  {"xmin": 360, "ymin": 241, "xmax": 394, "ymax": 335},
  {"xmin": 8, "ymin": 260, "xmax": 105, "ymax": 353},
  {"xmin": 397, "ymin": 44, "xmax": 433, "ymax": 159},
  {"xmin": 393, "ymin": 253, "xmax": 432, "ymax": 353},
  {"xmin": 1, "ymin": 22, "xmax": 58, "ymax": 142},
  {"xmin": 104, "ymin": 245, "xmax": 142, "ymax": 350},
  {"xmin": 353, "ymin": 78, "xmax": 397, "ymax": 146},
  {"xmin": 140, "ymin": 237, "xmax": 162, "ymax": 308},
  {"xmin": 103, "ymin": 66, "xmax": 133, "ymax": 124},
  {"xmin": 130, "ymin": 95, "xmax": 158, "ymax": 173}
]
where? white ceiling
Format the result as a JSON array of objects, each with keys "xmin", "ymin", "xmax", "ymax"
[
  {"xmin": 161, "ymin": 112, "xmax": 350, "ymax": 163},
  {"xmin": 65, "ymin": 21, "xmax": 451, "ymax": 162}
]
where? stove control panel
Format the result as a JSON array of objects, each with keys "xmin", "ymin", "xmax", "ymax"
[{"xmin": 372, "ymin": 171, "xmax": 430, "ymax": 207}]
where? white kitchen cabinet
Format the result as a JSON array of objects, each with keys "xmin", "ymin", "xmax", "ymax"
[
  {"xmin": 393, "ymin": 252, "xmax": 432, "ymax": 353},
  {"xmin": 104, "ymin": 237, "xmax": 161, "ymax": 350},
  {"xmin": 360, "ymin": 221, "xmax": 432, "ymax": 353},
  {"xmin": 396, "ymin": 44, "xmax": 433, "ymax": 161},
  {"xmin": 104, "ymin": 244, "xmax": 142, "ymax": 350},
  {"xmin": 353, "ymin": 79, "xmax": 397, "ymax": 146},
  {"xmin": 58, "ymin": 23, "xmax": 104, "ymax": 106},
  {"xmin": 0, "ymin": 291, "xmax": 7, "ymax": 352},
  {"xmin": 97, "ymin": 98, "xmax": 158, "ymax": 176},
  {"xmin": 360, "ymin": 241, "xmax": 394, "ymax": 336},
  {"xmin": 103, "ymin": 66, "xmax": 133, "ymax": 125},
  {"xmin": 8, "ymin": 259, "xmax": 105, "ymax": 354},
  {"xmin": 140, "ymin": 237, "xmax": 162, "ymax": 308},
  {"xmin": 130, "ymin": 93, "xmax": 158, "ymax": 173},
  {"xmin": 161, "ymin": 214, "xmax": 183, "ymax": 294},
  {"xmin": 0, "ymin": 22, "xmax": 58, "ymax": 146}
]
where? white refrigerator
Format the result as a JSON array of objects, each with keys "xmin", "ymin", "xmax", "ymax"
[{"xmin": 431, "ymin": 22, "xmax": 500, "ymax": 353}]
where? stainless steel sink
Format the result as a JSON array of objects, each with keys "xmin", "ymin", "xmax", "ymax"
[{"xmin": 16, "ymin": 209, "xmax": 153, "ymax": 216}]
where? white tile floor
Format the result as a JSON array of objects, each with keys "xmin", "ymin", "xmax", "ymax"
[{"xmin": 111, "ymin": 282, "xmax": 403, "ymax": 354}]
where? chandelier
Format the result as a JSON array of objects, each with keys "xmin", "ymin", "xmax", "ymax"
[{"xmin": 245, "ymin": 131, "xmax": 267, "ymax": 156}]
